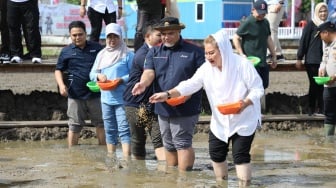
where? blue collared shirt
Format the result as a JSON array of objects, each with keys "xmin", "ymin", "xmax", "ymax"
[
  {"xmin": 144, "ymin": 37, "xmax": 205, "ymax": 117},
  {"xmin": 56, "ymin": 41, "xmax": 103, "ymax": 100}
]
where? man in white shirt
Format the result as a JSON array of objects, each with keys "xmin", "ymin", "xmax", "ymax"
[
  {"xmin": 80, "ymin": 0, "xmax": 122, "ymax": 42},
  {"xmin": 265, "ymin": 0, "xmax": 286, "ymax": 61}
]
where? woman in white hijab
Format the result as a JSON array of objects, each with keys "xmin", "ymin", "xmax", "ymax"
[
  {"xmin": 90, "ymin": 23, "xmax": 134, "ymax": 158},
  {"xmin": 149, "ymin": 29, "xmax": 264, "ymax": 184},
  {"xmin": 296, "ymin": 2, "xmax": 328, "ymax": 116}
]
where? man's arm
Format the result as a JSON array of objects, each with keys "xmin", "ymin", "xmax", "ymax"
[
  {"xmin": 79, "ymin": 0, "xmax": 87, "ymax": 18},
  {"xmin": 55, "ymin": 70, "xmax": 68, "ymax": 97},
  {"xmin": 131, "ymin": 69, "xmax": 155, "ymax": 95},
  {"xmin": 267, "ymin": 35, "xmax": 277, "ymax": 68},
  {"xmin": 117, "ymin": 0, "xmax": 123, "ymax": 19},
  {"xmin": 232, "ymin": 34, "xmax": 245, "ymax": 57}
]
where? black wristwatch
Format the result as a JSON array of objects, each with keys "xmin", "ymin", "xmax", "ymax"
[{"xmin": 166, "ymin": 91, "xmax": 171, "ymax": 99}]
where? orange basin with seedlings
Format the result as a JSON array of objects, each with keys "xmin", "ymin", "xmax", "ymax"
[
  {"xmin": 97, "ymin": 79, "xmax": 119, "ymax": 90},
  {"xmin": 217, "ymin": 101, "xmax": 242, "ymax": 115},
  {"xmin": 166, "ymin": 96, "xmax": 187, "ymax": 106}
]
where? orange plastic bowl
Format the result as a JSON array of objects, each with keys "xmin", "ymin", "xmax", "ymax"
[
  {"xmin": 217, "ymin": 102, "xmax": 242, "ymax": 115},
  {"xmin": 166, "ymin": 96, "xmax": 187, "ymax": 106},
  {"xmin": 97, "ymin": 79, "xmax": 119, "ymax": 90}
]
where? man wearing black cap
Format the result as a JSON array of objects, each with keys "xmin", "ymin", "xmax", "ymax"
[
  {"xmin": 317, "ymin": 21, "xmax": 336, "ymax": 137},
  {"xmin": 132, "ymin": 17, "xmax": 205, "ymax": 171}
]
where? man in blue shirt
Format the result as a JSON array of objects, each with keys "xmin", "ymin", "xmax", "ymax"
[
  {"xmin": 132, "ymin": 17, "xmax": 205, "ymax": 171},
  {"xmin": 123, "ymin": 23, "xmax": 165, "ymax": 161},
  {"xmin": 55, "ymin": 21, "xmax": 105, "ymax": 147}
]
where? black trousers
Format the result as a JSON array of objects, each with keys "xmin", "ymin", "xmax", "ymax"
[
  {"xmin": 87, "ymin": 7, "xmax": 116, "ymax": 42},
  {"xmin": 0, "ymin": 0, "xmax": 9, "ymax": 54},
  {"xmin": 7, "ymin": 0, "xmax": 41, "ymax": 58},
  {"xmin": 305, "ymin": 64, "xmax": 324, "ymax": 113}
]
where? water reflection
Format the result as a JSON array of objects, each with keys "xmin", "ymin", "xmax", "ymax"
[{"xmin": 0, "ymin": 128, "xmax": 335, "ymax": 187}]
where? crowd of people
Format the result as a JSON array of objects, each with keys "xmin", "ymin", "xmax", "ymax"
[{"xmin": 1, "ymin": 0, "xmax": 335, "ymax": 185}]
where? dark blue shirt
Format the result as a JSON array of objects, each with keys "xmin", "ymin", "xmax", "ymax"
[
  {"xmin": 144, "ymin": 38, "xmax": 205, "ymax": 117},
  {"xmin": 56, "ymin": 41, "xmax": 103, "ymax": 100},
  {"xmin": 123, "ymin": 43, "xmax": 154, "ymax": 109}
]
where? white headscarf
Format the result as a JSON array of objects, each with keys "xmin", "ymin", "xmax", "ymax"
[
  {"xmin": 96, "ymin": 23, "xmax": 131, "ymax": 70},
  {"xmin": 313, "ymin": 2, "xmax": 328, "ymax": 26},
  {"xmin": 211, "ymin": 29, "xmax": 249, "ymax": 103}
]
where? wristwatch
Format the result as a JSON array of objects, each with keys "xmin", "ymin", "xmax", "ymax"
[{"xmin": 166, "ymin": 91, "xmax": 171, "ymax": 99}]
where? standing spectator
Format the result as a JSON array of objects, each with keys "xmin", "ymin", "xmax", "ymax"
[
  {"xmin": 7, "ymin": 0, "xmax": 42, "ymax": 64},
  {"xmin": 149, "ymin": 29, "xmax": 264, "ymax": 185},
  {"xmin": 232, "ymin": 0, "xmax": 277, "ymax": 90},
  {"xmin": 160, "ymin": 0, "xmax": 170, "ymax": 18},
  {"xmin": 45, "ymin": 16, "xmax": 53, "ymax": 35},
  {"xmin": 90, "ymin": 23, "xmax": 134, "ymax": 157},
  {"xmin": 265, "ymin": 0, "xmax": 286, "ymax": 61},
  {"xmin": 80, "ymin": 0, "xmax": 123, "ymax": 42},
  {"xmin": 132, "ymin": 17, "xmax": 205, "ymax": 171},
  {"xmin": 317, "ymin": 21, "xmax": 336, "ymax": 137},
  {"xmin": 296, "ymin": 2, "xmax": 328, "ymax": 116},
  {"xmin": 133, "ymin": 0, "xmax": 161, "ymax": 52},
  {"xmin": 0, "ymin": 0, "xmax": 10, "ymax": 64},
  {"xmin": 123, "ymin": 23, "xmax": 165, "ymax": 161},
  {"xmin": 169, "ymin": 0, "xmax": 180, "ymax": 19},
  {"xmin": 55, "ymin": 21, "xmax": 105, "ymax": 147}
]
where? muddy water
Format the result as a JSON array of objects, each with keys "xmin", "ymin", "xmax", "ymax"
[{"xmin": 0, "ymin": 128, "xmax": 335, "ymax": 188}]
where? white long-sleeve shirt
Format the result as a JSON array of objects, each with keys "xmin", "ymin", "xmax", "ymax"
[
  {"xmin": 88, "ymin": 0, "xmax": 118, "ymax": 13},
  {"xmin": 175, "ymin": 57, "xmax": 264, "ymax": 142}
]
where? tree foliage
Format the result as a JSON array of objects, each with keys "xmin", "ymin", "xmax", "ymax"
[
  {"xmin": 66, "ymin": 0, "xmax": 80, "ymax": 5},
  {"xmin": 300, "ymin": 0, "xmax": 324, "ymax": 13}
]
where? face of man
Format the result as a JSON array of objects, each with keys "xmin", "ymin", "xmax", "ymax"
[
  {"xmin": 319, "ymin": 30, "xmax": 331, "ymax": 44},
  {"xmin": 147, "ymin": 30, "xmax": 162, "ymax": 46},
  {"xmin": 252, "ymin": 9, "xmax": 266, "ymax": 21},
  {"xmin": 70, "ymin": 27, "xmax": 87, "ymax": 49},
  {"xmin": 160, "ymin": 29, "xmax": 181, "ymax": 47}
]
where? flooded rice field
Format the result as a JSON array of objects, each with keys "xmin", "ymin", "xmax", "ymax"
[{"xmin": 0, "ymin": 128, "xmax": 335, "ymax": 188}]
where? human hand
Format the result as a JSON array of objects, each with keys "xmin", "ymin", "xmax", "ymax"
[
  {"xmin": 295, "ymin": 60, "xmax": 304, "ymax": 70},
  {"xmin": 270, "ymin": 60, "xmax": 277, "ymax": 69},
  {"xmin": 328, "ymin": 75, "xmax": 336, "ymax": 84},
  {"xmin": 149, "ymin": 92, "xmax": 167, "ymax": 103},
  {"xmin": 79, "ymin": 6, "xmax": 86, "ymax": 18},
  {"xmin": 59, "ymin": 84, "xmax": 68, "ymax": 97},
  {"xmin": 318, "ymin": 69, "xmax": 325, "ymax": 77},
  {"xmin": 97, "ymin": 74, "xmax": 107, "ymax": 82},
  {"xmin": 274, "ymin": 4, "xmax": 282, "ymax": 13},
  {"xmin": 132, "ymin": 82, "xmax": 146, "ymax": 95}
]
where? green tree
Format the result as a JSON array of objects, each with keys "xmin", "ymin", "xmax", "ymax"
[
  {"xmin": 300, "ymin": 0, "xmax": 324, "ymax": 14},
  {"xmin": 67, "ymin": 0, "xmax": 80, "ymax": 5}
]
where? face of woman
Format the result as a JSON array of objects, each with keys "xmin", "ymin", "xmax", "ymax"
[
  {"xmin": 318, "ymin": 6, "xmax": 328, "ymax": 21},
  {"xmin": 204, "ymin": 43, "xmax": 222, "ymax": 70},
  {"xmin": 106, "ymin": 33, "xmax": 120, "ymax": 48}
]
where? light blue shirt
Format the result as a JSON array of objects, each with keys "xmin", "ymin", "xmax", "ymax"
[{"xmin": 90, "ymin": 50, "xmax": 134, "ymax": 105}]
